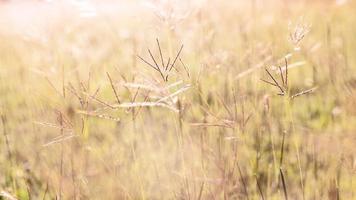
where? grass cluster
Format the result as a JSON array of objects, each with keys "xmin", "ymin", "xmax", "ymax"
[{"xmin": 1, "ymin": 0, "xmax": 356, "ymax": 199}]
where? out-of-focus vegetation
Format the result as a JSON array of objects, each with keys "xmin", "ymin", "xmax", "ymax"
[{"xmin": 1, "ymin": 0, "xmax": 356, "ymax": 199}]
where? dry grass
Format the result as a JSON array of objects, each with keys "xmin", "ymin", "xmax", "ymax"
[{"xmin": 1, "ymin": 0, "xmax": 356, "ymax": 199}]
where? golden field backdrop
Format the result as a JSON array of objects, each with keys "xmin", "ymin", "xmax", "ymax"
[{"xmin": 0, "ymin": 0, "xmax": 356, "ymax": 199}]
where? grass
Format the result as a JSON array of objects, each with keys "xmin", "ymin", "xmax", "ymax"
[{"xmin": 1, "ymin": 0, "xmax": 356, "ymax": 199}]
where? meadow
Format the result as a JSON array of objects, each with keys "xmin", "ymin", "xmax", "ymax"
[{"xmin": 1, "ymin": 0, "xmax": 356, "ymax": 199}]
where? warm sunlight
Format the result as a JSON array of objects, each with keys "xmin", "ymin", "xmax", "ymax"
[{"xmin": 0, "ymin": 0, "xmax": 355, "ymax": 199}]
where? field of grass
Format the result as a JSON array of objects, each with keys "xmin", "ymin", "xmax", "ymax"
[{"xmin": 1, "ymin": 0, "xmax": 356, "ymax": 199}]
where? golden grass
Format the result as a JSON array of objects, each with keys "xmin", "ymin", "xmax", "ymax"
[{"xmin": 1, "ymin": 0, "xmax": 356, "ymax": 199}]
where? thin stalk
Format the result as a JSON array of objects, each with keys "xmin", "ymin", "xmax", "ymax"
[{"xmin": 280, "ymin": 168, "xmax": 288, "ymax": 200}]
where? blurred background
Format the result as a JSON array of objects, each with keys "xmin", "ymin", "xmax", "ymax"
[{"xmin": 0, "ymin": 0, "xmax": 356, "ymax": 199}]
